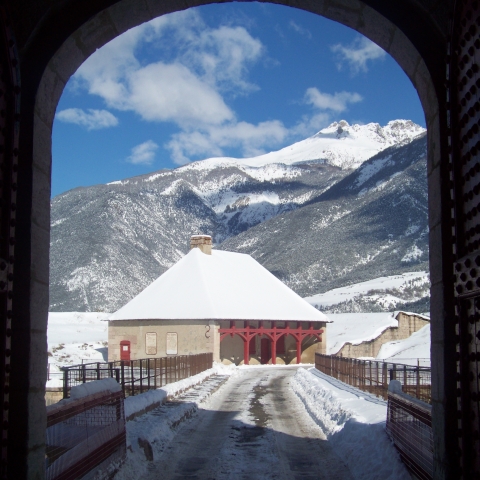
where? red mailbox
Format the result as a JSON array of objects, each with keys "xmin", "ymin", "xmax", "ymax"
[{"xmin": 120, "ymin": 340, "xmax": 131, "ymax": 363}]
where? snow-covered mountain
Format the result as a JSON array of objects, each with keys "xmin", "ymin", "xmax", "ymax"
[
  {"xmin": 217, "ymin": 133, "xmax": 429, "ymax": 298},
  {"xmin": 50, "ymin": 120, "xmax": 427, "ymax": 312},
  {"xmin": 185, "ymin": 119, "xmax": 425, "ymax": 170},
  {"xmin": 304, "ymin": 272, "xmax": 430, "ymax": 314}
]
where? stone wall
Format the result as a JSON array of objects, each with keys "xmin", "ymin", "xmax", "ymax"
[
  {"xmin": 335, "ymin": 312, "xmax": 429, "ymax": 359},
  {"xmin": 108, "ymin": 319, "xmax": 216, "ymax": 361}
]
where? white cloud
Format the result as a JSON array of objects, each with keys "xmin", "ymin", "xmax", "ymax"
[
  {"xmin": 67, "ymin": 11, "xmax": 366, "ymax": 166},
  {"xmin": 127, "ymin": 140, "xmax": 159, "ymax": 165},
  {"xmin": 330, "ymin": 36, "xmax": 386, "ymax": 74},
  {"xmin": 289, "ymin": 21, "xmax": 312, "ymax": 39},
  {"xmin": 290, "ymin": 112, "xmax": 331, "ymax": 139},
  {"xmin": 72, "ymin": 11, "xmax": 261, "ymax": 127},
  {"xmin": 128, "ymin": 62, "xmax": 234, "ymax": 126},
  {"xmin": 188, "ymin": 25, "xmax": 263, "ymax": 93},
  {"xmin": 305, "ymin": 88, "xmax": 362, "ymax": 112},
  {"xmin": 166, "ymin": 120, "xmax": 288, "ymax": 165},
  {"xmin": 55, "ymin": 108, "xmax": 119, "ymax": 130}
]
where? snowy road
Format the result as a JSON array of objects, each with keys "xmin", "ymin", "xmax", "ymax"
[{"xmin": 142, "ymin": 366, "xmax": 352, "ymax": 480}]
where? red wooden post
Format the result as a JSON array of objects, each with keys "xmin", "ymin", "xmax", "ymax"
[
  {"xmin": 296, "ymin": 337, "xmax": 301, "ymax": 364},
  {"xmin": 271, "ymin": 323, "xmax": 277, "ymax": 364},
  {"xmin": 243, "ymin": 337, "xmax": 249, "ymax": 365}
]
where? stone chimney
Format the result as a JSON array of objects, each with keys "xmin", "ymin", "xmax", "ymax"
[{"xmin": 190, "ymin": 235, "xmax": 212, "ymax": 255}]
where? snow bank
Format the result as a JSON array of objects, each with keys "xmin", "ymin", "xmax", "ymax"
[
  {"xmin": 124, "ymin": 363, "xmax": 235, "ymax": 420},
  {"xmin": 325, "ymin": 312, "xmax": 398, "ymax": 354},
  {"xmin": 69, "ymin": 378, "xmax": 121, "ymax": 400},
  {"xmin": 377, "ymin": 324, "xmax": 431, "ymax": 365},
  {"xmin": 291, "ymin": 367, "xmax": 410, "ymax": 480}
]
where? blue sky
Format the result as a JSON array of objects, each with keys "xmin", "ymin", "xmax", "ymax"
[{"xmin": 52, "ymin": 3, "xmax": 425, "ymax": 197}]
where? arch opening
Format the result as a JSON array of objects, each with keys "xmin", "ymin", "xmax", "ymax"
[{"xmin": 9, "ymin": 0, "xmax": 455, "ymax": 478}]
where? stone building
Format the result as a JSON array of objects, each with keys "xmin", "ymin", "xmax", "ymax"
[
  {"xmin": 108, "ymin": 236, "xmax": 329, "ymax": 365},
  {"xmin": 334, "ymin": 311, "xmax": 430, "ymax": 359}
]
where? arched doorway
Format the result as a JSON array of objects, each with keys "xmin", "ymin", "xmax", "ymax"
[{"xmin": 1, "ymin": 1, "xmax": 469, "ymax": 478}]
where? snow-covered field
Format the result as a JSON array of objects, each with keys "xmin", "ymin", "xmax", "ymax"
[
  {"xmin": 304, "ymin": 271, "xmax": 430, "ymax": 312},
  {"xmin": 47, "ymin": 312, "xmax": 110, "ymax": 388}
]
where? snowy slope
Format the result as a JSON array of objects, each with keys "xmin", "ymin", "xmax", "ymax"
[
  {"xmin": 304, "ymin": 271, "xmax": 430, "ymax": 313},
  {"xmin": 323, "ymin": 310, "xmax": 430, "ymax": 364},
  {"xmin": 325, "ymin": 312, "xmax": 399, "ymax": 355},
  {"xmin": 376, "ymin": 324, "xmax": 430, "ymax": 365},
  {"xmin": 192, "ymin": 119, "xmax": 425, "ymax": 170},
  {"xmin": 50, "ymin": 120, "xmax": 426, "ymax": 312},
  {"xmin": 47, "ymin": 312, "xmax": 110, "ymax": 387},
  {"xmin": 219, "ymin": 134, "xmax": 429, "ymax": 299}
]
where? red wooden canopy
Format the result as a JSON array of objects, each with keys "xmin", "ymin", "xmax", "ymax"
[{"xmin": 219, "ymin": 321, "xmax": 324, "ymax": 365}]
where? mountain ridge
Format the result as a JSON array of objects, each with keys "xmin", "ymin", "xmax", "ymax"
[{"xmin": 50, "ymin": 120, "xmax": 428, "ymax": 312}]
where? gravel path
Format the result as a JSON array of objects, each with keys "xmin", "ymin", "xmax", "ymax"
[{"xmin": 143, "ymin": 366, "xmax": 353, "ymax": 480}]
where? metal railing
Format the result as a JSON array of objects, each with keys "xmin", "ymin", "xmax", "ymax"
[
  {"xmin": 386, "ymin": 389, "xmax": 433, "ymax": 480},
  {"xmin": 61, "ymin": 353, "xmax": 213, "ymax": 398},
  {"xmin": 46, "ymin": 389, "xmax": 126, "ymax": 480},
  {"xmin": 315, "ymin": 353, "xmax": 431, "ymax": 403}
]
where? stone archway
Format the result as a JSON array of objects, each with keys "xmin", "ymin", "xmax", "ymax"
[{"xmin": 4, "ymin": 1, "xmax": 458, "ymax": 478}]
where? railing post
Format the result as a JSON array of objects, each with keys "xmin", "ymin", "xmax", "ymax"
[
  {"xmin": 167, "ymin": 356, "xmax": 170, "ymax": 384},
  {"xmin": 160, "ymin": 357, "xmax": 163, "ymax": 387},
  {"xmin": 82, "ymin": 364, "xmax": 86, "ymax": 384},
  {"xmin": 140, "ymin": 359, "xmax": 143, "ymax": 394},
  {"xmin": 383, "ymin": 362, "xmax": 388, "ymax": 398},
  {"xmin": 121, "ymin": 361, "xmax": 125, "ymax": 397},
  {"xmin": 96, "ymin": 362, "xmax": 100, "ymax": 380},
  {"xmin": 62, "ymin": 367, "xmax": 68, "ymax": 399},
  {"xmin": 147, "ymin": 358, "xmax": 151, "ymax": 389},
  {"xmin": 417, "ymin": 362, "xmax": 421, "ymax": 400},
  {"xmin": 131, "ymin": 360, "xmax": 135, "ymax": 396},
  {"xmin": 154, "ymin": 358, "xmax": 157, "ymax": 390}
]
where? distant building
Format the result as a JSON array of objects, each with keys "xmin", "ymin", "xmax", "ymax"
[
  {"xmin": 334, "ymin": 311, "xmax": 430, "ymax": 359},
  {"xmin": 108, "ymin": 235, "xmax": 329, "ymax": 365}
]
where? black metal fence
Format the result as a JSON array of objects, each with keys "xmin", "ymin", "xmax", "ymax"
[
  {"xmin": 61, "ymin": 353, "xmax": 213, "ymax": 399},
  {"xmin": 315, "ymin": 353, "xmax": 431, "ymax": 403},
  {"xmin": 386, "ymin": 390, "xmax": 433, "ymax": 480},
  {"xmin": 46, "ymin": 389, "xmax": 126, "ymax": 480}
]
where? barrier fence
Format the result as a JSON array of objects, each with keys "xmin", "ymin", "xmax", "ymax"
[
  {"xmin": 314, "ymin": 353, "xmax": 431, "ymax": 403},
  {"xmin": 386, "ymin": 389, "xmax": 433, "ymax": 480},
  {"xmin": 61, "ymin": 352, "xmax": 213, "ymax": 399},
  {"xmin": 46, "ymin": 388, "xmax": 126, "ymax": 480}
]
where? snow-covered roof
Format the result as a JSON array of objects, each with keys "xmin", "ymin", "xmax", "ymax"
[
  {"xmin": 395, "ymin": 311, "xmax": 430, "ymax": 322},
  {"xmin": 110, "ymin": 248, "xmax": 329, "ymax": 322}
]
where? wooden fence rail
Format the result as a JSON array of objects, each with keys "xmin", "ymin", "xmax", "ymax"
[{"xmin": 314, "ymin": 353, "xmax": 431, "ymax": 403}]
